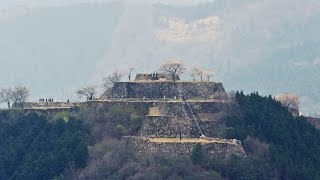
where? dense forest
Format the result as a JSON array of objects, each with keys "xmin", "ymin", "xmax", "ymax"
[
  {"xmin": 223, "ymin": 92, "xmax": 320, "ymax": 179},
  {"xmin": 0, "ymin": 92, "xmax": 320, "ymax": 179},
  {"xmin": 0, "ymin": 111, "xmax": 89, "ymax": 180}
]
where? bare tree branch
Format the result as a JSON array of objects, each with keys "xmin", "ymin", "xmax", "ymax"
[
  {"xmin": 159, "ymin": 60, "xmax": 186, "ymax": 81},
  {"xmin": 192, "ymin": 67, "xmax": 205, "ymax": 81},
  {"xmin": 127, "ymin": 64, "xmax": 135, "ymax": 81},
  {"xmin": 275, "ymin": 93, "xmax": 300, "ymax": 109},
  {"xmin": 77, "ymin": 85, "xmax": 97, "ymax": 101},
  {"xmin": 0, "ymin": 87, "xmax": 14, "ymax": 108},
  {"xmin": 204, "ymin": 70, "xmax": 215, "ymax": 81},
  {"xmin": 102, "ymin": 71, "xmax": 123, "ymax": 89},
  {"xmin": 11, "ymin": 86, "xmax": 30, "ymax": 109},
  {"xmin": 190, "ymin": 70, "xmax": 196, "ymax": 81}
]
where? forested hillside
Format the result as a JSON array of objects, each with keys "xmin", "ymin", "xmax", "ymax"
[
  {"xmin": 1, "ymin": 93, "xmax": 320, "ymax": 179},
  {"xmin": 0, "ymin": 111, "xmax": 89, "ymax": 180},
  {"xmin": 224, "ymin": 92, "xmax": 320, "ymax": 179}
]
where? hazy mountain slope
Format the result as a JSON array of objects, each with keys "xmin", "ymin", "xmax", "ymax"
[
  {"xmin": 0, "ymin": 3, "xmax": 123, "ymax": 101},
  {"xmin": 151, "ymin": 1, "xmax": 320, "ymax": 114},
  {"xmin": 221, "ymin": 14, "xmax": 320, "ymax": 114},
  {"xmin": 0, "ymin": 0, "xmax": 319, "ymax": 114}
]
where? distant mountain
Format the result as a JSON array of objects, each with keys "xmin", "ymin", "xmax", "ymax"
[{"xmin": 0, "ymin": 3, "xmax": 123, "ymax": 101}]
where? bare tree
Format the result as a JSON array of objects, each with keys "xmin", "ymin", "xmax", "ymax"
[
  {"xmin": 0, "ymin": 87, "xmax": 14, "ymax": 108},
  {"xmin": 77, "ymin": 85, "xmax": 97, "ymax": 101},
  {"xmin": 102, "ymin": 71, "xmax": 123, "ymax": 89},
  {"xmin": 228, "ymin": 90, "xmax": 237, "ymax": 102},
  {"xmin": 275, "ymin": 93, "xmax": 300, "ymax": 109},
  {"xmin": 190, "ymin": 67, "xmax": 198, "ymax": 81},
  {"xmin": 12, "ymin": 86, "xmax": 30, "ymax": 109},
  {"xmin": 127, "ymin": 64, "xmax": 135, "ymax": 81},
  {"xmin": 159, "ymin": 60, "xmax": 186, "ymax": 81},
  {"xmin": 192, "ymin": 67, "xmax": 205, "ymax": 81},
  {"xmin": 204, "ymin": 70, "xmax": 215, "ymax": 81},
  {"xmin": 190, "ymin": 71, "xmax": 197, "ymax": 81}
]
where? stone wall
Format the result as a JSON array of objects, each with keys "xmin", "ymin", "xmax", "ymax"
[
  {"xmin": 17, "ymin": 102, "xmax": 79, "ymax": 109},
  {"xmin": 187, "ymin": 101, "xmax": 229, "ymax": 114},
  {"xmin": 184, "ymin": 102, "xmax": 228, "ymax": 137},
  {"xmin": 86, "ymin": 100, "xmax": 229, "ymax": 137},
  {"xmin": 85, "ymin": 101, "xmax": 150, "ymax": 116},
  {"xmin": 141, "ymin": 116, "xmax": 194, "ymax": 138},
  {"xmin": 111, "ymin": 81, "xmax": 227, "ymax": 100},
  {"xmin": 307, "ymin": 117, "xmax": 320, "ymax": 129},
  {"xmin": 199, "ymin": 120, "xmax": 226, "ymax": 138},
  {"xmin": 123, "ymin": 136, "xmax": 246, "ymax": 161}
]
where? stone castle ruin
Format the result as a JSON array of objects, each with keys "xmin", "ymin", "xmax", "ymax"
[
  {"xmin": 98, "ymin": 74, "xmax": 246, "ymax": 159},
  {"xmin": 111, "ymin": 73, "xmax": 227, "ymax": 100},
  {"xmin": 18, "ymin": 73, "xmax": 246, "ymax": 159}
]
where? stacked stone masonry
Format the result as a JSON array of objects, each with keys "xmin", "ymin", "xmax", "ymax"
[
  {"xmin": 20, "ymin": 77, "xmax": 246, "ymax": 160},
  {"xmin": 124, "ymin": 136, "xmax": 246, "ymax": 160},
  {"xmin": 111, "ymin": 81, "xmax": 228, "ymax": 100}
]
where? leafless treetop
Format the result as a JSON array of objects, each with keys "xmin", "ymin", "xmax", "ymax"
[
  {"xmin": 76, "ymin": 85, "xmax": 97, "ymax": 101},
  {"xmin": 159, "ymin": 60, "xmax": 186, "ymax": 81},
  {"xmin": 102, "ymin": 71, "xmax": 123, "ymax": 89},
  {"xmin": 275, "ymin": 93, "xmax": 300, "ymax": 109},
  {"xmin": 11, "ymin": 86, "xmax": 30, "ymax": 109}
]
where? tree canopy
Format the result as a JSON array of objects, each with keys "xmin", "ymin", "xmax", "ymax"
[
  {"xmin": 224, "ymin": 92, "xmax": 320, "ymax": 179},
  {"xmin": 0, "ymin": 111, "xmax": 89, "ymax": 180},
  {"xmin": 159, "ymin": 60, "xmax": 186, "ymax": 81}
]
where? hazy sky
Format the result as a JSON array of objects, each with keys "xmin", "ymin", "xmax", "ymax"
[
  {"xmin": 0, "ymin": 0, "xmax": 319, "ymax": 114},
  {"xmin": 0, "ymin": 0, "xmax": 215, "ymax": 8}
]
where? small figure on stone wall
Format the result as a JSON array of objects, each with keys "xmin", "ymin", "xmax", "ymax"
[
  {"xmin": 67, "ymin": 99, "xmax": 70, "ymax": 103},
  {"xmin": 163, "ymin": 95, "xmax": 166, "ymax": 99}
]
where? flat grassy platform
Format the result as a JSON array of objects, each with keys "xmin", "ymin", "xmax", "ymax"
[{"xmin": 148, "ymin": 138, "xmax": 237, "ymax": 145}]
